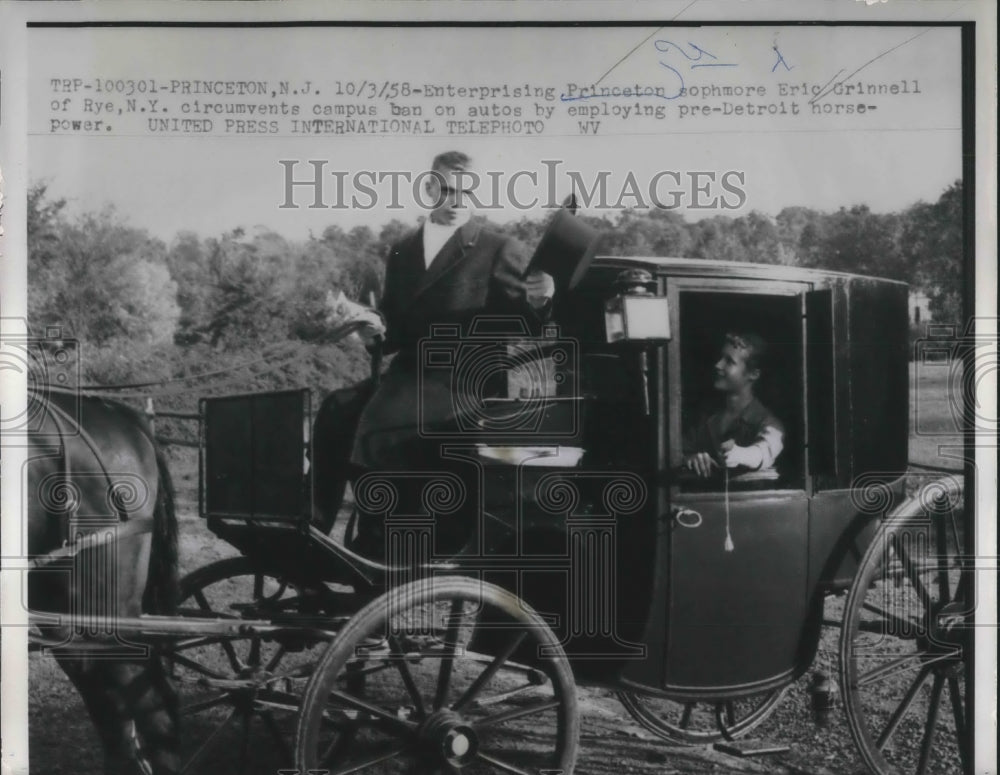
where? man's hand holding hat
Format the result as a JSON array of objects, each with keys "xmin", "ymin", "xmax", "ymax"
[{"xmin": 523, "ymin": 270, "xmax": 555, "ymax": 308}]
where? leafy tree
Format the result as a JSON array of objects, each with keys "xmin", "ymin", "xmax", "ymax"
[
  {"xmin": 643, "ymin": 208, "xmax": 694, "ymax": 257},
  {"xmin": 499, "ymin": 215, "xmax": 547, "ymax": 249},
  {"xmin": 195, "ymin": 231, "xmax": 288, "ymax": 347},
  {"xmin": 376, "ymin": 219, "xmax": 412, "ymax": 258},
  {"xmin": 601, "ymin": 208, "xmax": 692, "ymax": 256},
  {"xmin": 688, "ymin": 215, "xmax": 744, "ymax": 262},
  {"xmin": 688, "ymin": 212, "xmax": 784, "ymax": 264},
  {"xmin": 28, "ymin": 195, "xmax": 180, "ymax": 347},
  {"xmin": 166, "ymin": 231, "xmax": 213, "ymax": 344},
  {"xmin": 797, "ymin": 217, "xmax": 828, "ymax": 268},
  {"xmin": 27, "ymin": 183, "xmax": 68, "ymax": 279},
  {"xmin": 317, "ymin": 222, "xmax": 385, "ymax": 303},
  {"xmin": 737, "ymin": 211, "xmax": 785, "ymax": 264},
  {"xmin": 775, "ymin": 206, "xmax": 823, "ymax": 264},
  {"xmin": 801, "ymin": 205, "xmax": 906, "ymax": 279},
  {"xmin": 287, "ymin": 237, "xmax": 345, "ymax": 341},
  {"xmin": 901, "ymin": 181, "xmax": 964, "ymax": 323}
]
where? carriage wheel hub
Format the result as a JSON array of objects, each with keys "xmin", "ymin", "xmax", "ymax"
[{"xmin": 419, "ymin": 709, "xmax": 478, "ymax": 767}]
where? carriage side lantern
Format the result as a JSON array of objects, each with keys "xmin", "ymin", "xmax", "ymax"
[
  {"xmin": 604, "ymin": 268, "xmax": 672, "ymax": 343},
  {"xmin": 603, "ymin": 267, "xmax": 671, "ymax": 419}
]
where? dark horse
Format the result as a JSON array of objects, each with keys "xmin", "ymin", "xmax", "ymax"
[{"xmin": 27, "ymin": 387, "xmax": 180, "ymax": 774}]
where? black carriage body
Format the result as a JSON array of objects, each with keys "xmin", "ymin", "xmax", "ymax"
[
  {"xmin": 198, "ymin": 256, "xmax": 910, "ymax": 702},
  {"xmin": 551, "ymin": 257, "xmax": 910, "ymax": 696}
]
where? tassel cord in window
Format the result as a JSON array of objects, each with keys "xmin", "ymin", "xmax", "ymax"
[{"xmin": 724, "ymin": 467, "xmax": 735, "ymax": 552}]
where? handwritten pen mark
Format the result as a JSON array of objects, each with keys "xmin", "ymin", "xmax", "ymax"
[
  {"xmin": 811, "ymin": 68, "xmax": 845, "ymax": 104},
  {"xmin": 671, "ymin": 41, "xmax": 715, "ymax": 61},
  {"xmin": 658, "ymin": 40, "xmax": 737, "ymax": 69},
  {"xmin": 593, "ymin": 26, "xmax": 666, "ymax": 87},
  {"xmin": 655, "ymin": 39, "xmax": 731, "ymax": 65},
  {"xmin": 808, "ymin": 26, "xmax": 940, "ymax": 105},
  {"xmin": 653, "ymin": 40, "xmax": 737, "ymax": 95},
  {"xmin": 592, "ymin": 0, "xmax": 701, "ymax": 86},
  {"xmin": 772, "ymin": 45, "xmax": 793, "ymax": 73},
  {"xmin": 654, "ymin": 62, "xmax": 685, "ymax": 101},
  {"xmin": 563, "ymin": 37, "xmax": 724, "ymax": 101}
]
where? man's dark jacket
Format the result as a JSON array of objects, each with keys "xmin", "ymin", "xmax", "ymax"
[{"xmin": 349, "ymin": 217, "xmax": 538, "ymax": 469}]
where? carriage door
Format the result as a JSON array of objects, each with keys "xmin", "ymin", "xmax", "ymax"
[{"xmin": 664, "ymin": 280, "xmax": 810, "ymax": 692}]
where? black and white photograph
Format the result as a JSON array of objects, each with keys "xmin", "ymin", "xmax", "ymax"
[{"xmin": 1, "ymin": 3, "xmax": 996, "ymax": 775}]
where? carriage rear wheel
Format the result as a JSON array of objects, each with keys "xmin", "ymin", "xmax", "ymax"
[
  {"xmin": 839, "ymin": 484, "xmax": 970, "ymax": 775},
  {"xmin": 616, "ymin": 687, "xmax": 786, "ymax": 744},
  {"xmin": 171, "ymin": 557, "xmax": 346, "ymax": 774},
  {"xmin": 295, "ymin": 576, "xmax": 579, "ymax": 774}
]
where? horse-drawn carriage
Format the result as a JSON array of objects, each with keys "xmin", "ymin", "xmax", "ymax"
[{"xmin": 27, "ymin": 256, "xmax": 970, "ymax": 775}]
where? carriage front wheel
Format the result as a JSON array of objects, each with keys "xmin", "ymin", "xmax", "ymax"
[
  {"xmin": 295, "ymin": 575, "xmax": 579, "ymax": 774},
  {"xmin": 839, "ymin": 479, "xmax": 970, "ymax": 775}
]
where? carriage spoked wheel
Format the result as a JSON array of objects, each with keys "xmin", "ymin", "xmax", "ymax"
[
  {"xmin": 839, "ymin": 480, "xmax": 970, "ymax": 775},
  {"xmin": 171, "ymin": 557, "xmax": 344, "ymax": 774},
  {"xmin": 616, "ymin": 687, "xmax": 786, "ymax": 744},
  {"xmin": 295, "ymin": 576, "xmax": 579, "ymax": 775}
]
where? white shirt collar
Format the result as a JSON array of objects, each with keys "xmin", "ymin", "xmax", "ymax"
[{"xmin": 422, "ymin": 210, "xmax": 471, "ymax": 268}]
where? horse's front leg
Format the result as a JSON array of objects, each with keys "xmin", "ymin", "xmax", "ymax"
[
  {"xmin": 112, "ymin": 532, "xmax": 180, "ymax": 774},
  {"xmin": 58, "ymin": 654, "xmax": 179, "ymax": 775},
  {"xmin": 113, "ymin": 655, "xmax": 180, "ymax": 775}
]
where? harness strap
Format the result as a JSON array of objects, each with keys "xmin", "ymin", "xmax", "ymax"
[
  {"xmin": 32, "ymin": 389, "xmax": 132, "ymax": 527},
  {"xmin": 29, "ymin": 517, "xmax": 157, "ymax": 570}
]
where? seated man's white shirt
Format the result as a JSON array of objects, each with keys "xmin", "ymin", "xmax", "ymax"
[
  {"xmin": 754, "ymin": 425, "xmax": 784, "ymax": 470},
  {"xmin": 422, "ymin": 209, "xmax": 471, "ymax": 268},
  {"xmin": 683, "ymin": 397, "xmax": 785, "ymax": 472}
]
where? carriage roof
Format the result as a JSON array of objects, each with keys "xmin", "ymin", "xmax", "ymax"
[{"xmin": 591, "ymin": 255, "xmax": 908, "ymax": 288}]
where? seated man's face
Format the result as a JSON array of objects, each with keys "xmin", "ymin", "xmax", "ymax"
[
  {"xmin": 427, "ymin": 164, "xmax": 474, "ymax": 225},
  {"xmin": 713, "ymin": 342, "xmax": 759, "ymax": 394}
]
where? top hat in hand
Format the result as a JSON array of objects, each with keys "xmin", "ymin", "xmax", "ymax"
[{"xmin": 528, "ymin": 194, "xmax": 602, "ymax": 291}]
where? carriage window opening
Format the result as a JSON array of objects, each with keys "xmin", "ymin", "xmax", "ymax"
[{"xmin": 677, "ymin": 291, "xmax": 804, "ymax": 492}]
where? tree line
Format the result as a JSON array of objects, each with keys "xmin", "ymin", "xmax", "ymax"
[{"xmin": 27, "ymin": 180, "xmax": 963, "ymax": 399}]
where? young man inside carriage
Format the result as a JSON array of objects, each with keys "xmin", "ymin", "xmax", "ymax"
[
  {"xmin": 311, "ymin": 150, "xmax": 561, "ymax": 558},
  {"xmin": 681, "ymin": 331, "xmax": 785, "ymax": 481}
]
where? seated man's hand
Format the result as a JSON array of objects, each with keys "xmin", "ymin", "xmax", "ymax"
[
  {"xmin": 348, "ymin": 309, "xmax": 386, "ymax": 346},
  {"xmin": 523, "ymin": 270, "xmax": 555, "ymax": 308},
  {"xmin": 325, "ymin": 290, "xmax": 386, "ymax": 345},
  {"xmin": 720, "ymin": 439, "xmax": 764, "ymax": 470},
  {"xmin": 683, "ymin": 451, "xmax": 718, "ymax": 478}
]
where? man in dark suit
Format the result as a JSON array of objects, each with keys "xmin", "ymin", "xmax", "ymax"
[
  {"xmin": 315, "ymin": 151, "xmax": 553, "ymax": 555},
  {"xmin": 348, "ymin": 150, "xmax": 554, "ymax": 470}
]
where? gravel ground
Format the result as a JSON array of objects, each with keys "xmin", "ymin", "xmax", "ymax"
[{"xmin": 26, "ymin": 645, "xmax": 868, "ymax": 775}]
